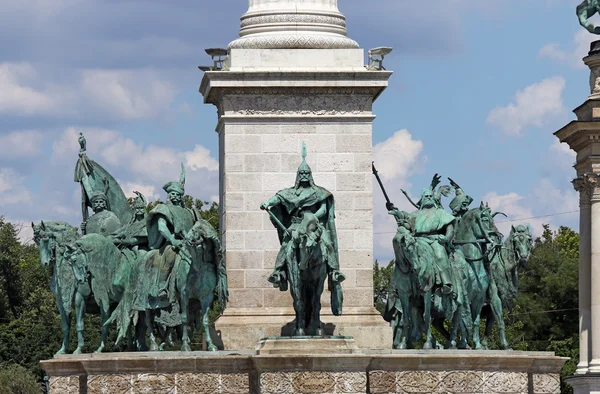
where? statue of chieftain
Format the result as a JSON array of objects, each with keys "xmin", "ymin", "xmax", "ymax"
[{"xmin": 260, "ymin": 143, "xmax": 345, "ymax": 336}]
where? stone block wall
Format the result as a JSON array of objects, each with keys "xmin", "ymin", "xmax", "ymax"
[{"xmin": 219, "ymin": 118, "xmax": 375, "ymax": 310}]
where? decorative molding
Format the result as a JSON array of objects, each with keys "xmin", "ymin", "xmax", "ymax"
[
  {"xmin": 240, "ymin": 13, "xmax": 346, "ymax": 29},
  {"xmin": 573, "ymin": 173, "xmax": 600, "ymax": 202},
  {"xmin": 229, "ymin": 34, "xmax": 359, "ymax": 50}
]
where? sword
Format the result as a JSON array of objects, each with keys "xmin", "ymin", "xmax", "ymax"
[
  {"xmin": 266, "ymin": 208, "xmax": 290, "ymax": 238},
  {"xmin": 372, "ymin": 162, "xmax": 395, "ymax": 211}
]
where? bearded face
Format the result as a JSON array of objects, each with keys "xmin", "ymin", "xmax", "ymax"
[
  {"xmin": 168, "ymin": 191, "xmax": 183, "ymax": 206},
  {"xmin": 421, "ymin": 191, "xmax": 435, "ymax": 208},
  {"xmin": 91, "ymin": 198, "xmax": 107, "ymax": 213},
  {"xmin": 298, "ymin": 169, "xmax": 311, "ymax": 185}
]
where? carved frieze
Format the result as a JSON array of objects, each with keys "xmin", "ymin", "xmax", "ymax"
[{"xmin": 221, "ymin": 94, "xmax": 372, "ymax": 116}]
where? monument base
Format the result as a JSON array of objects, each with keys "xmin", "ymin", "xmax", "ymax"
[
  {"xmin": 215, "ymin": 306, "xmax": 392, "ymax": 350},
  {"xmin": 42, "ymin": 350, "xmax": 566, "ymax": 394},
  {"xmin": 256, "ymin": 336, "xmax": 358, "ymax": 355},
  {"xmin": 566, "ymin": 374, "xmax": 600, "ymax": 394}
]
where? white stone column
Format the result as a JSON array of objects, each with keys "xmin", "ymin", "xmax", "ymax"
[
  {"xmin": 574, "ymin": 176, "xmax": 594, "ymax": 375},
  {"xmin": 588, "ymin": 174, "xmax": 600, "ymax": 373}
]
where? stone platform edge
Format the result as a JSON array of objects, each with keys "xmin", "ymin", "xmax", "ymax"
[{"xmin": 42, "ymin": 350, "xmax": 567, "ymax": 394}]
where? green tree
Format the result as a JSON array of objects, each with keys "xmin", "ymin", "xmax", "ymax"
[
  {"xmin": 505, "ymin": 225, "xmax": 579, "ymax": 394},
  {"xmin": 373, "ymin": 260, "xmax": 393, "ymax": 315},
  {"xmin": 0, "ymin": 364, "xmax": 41, "ymax": 394}
]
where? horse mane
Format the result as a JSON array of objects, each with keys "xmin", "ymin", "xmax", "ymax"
[{"xmin": 37, "ymin": 221, "xmax": 79, "ymax": 244}]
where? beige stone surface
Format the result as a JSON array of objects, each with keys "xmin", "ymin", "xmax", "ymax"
[
  {"xmin": 256, "ymin": 337, "xmax": 359, "ymax": 355},
  {"xmin": 42, "ymin": 350, "xmax": 566, "ymax": 394}
]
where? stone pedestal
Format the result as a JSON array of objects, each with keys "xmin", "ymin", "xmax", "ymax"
[
  {"xmin": 199, "ymin": 0, "xmax": 392, "ymax": 350},
  {"xmin": 41, "ymin": 350, "xmax": 566, "ymax": 394},
  {"xmin": 256, "ymin": 337, "xmax": 358, "ymax": 355}
]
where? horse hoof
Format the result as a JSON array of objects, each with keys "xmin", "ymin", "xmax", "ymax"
[
  {"xmin": 314, "ymin": 328, "xmax": 324, "ymax": 337},
  {"xmin": 423, "ymin": 342, "xmax": 433, "ymax": 350},
  {"xmin": 94, "ymin": 347, "xmax": 103, "ymax": 354},
  {"xmin": 55, "ymin": 347, "xmax": 67, "ymax": 355},
  {"xmin": 181, "ymin": 344, "xmax": 192, "ymax": 352},
  {"xmin": 293, "ymin": 329, "xmax": 305, "ymax": 337},
  {"xmin": 207, "ymin": 344, "xmax": 218, "ymax": 352},
  {"xmin": 73, "ymin": 347, "xmax": 83, "ymax": 355},
  {"xmin": 399, "ymin": 342, "xmax": 408, "ymax": 350},
  {"xmin": 159, "ymin": 343, "xmax": 165, "ymax": 351}
]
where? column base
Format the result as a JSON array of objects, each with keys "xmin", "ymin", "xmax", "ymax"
[
  {"xmin": 588, "ymin": 359, "xmax": 600, "ymax": 373},
  {"xmin": 566, "ymin": 374, "xmax": 600, "ymax": 394},
  {"xmin": 576, "ymin": 360, "xmax": 590, "ymax": 375},
  {"xmin": 214, "ymin": 307, "xmax": 392, "ymax": 350}
]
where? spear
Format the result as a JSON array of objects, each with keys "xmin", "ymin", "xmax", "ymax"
[{"xmin": 372, "ymin": 162, "xmax": 396, "ymax": 211}]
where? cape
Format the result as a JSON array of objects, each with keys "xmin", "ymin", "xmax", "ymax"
[
  {"xmin": 75, "ymin": 153, "xmax": 132, "ymax": 226},
  {"xmin": 147, "ymin": 203, "xmax": 195, "ymax": 249},
  {"xmin": 411, "ymin": 207, "xmax": 456, "ymax": 235}
]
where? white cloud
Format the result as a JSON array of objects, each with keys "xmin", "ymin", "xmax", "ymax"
[
  {"xmin": 372, "ymin": 129, "xmax": 426, "ymax": 260},
  {"xmin": 484, "ymin": 178, "xmax": 578, "ymax": 237},
  {"xmin": 184, "ymin": 145, "xmax": 219, "ymax": 172},
  {"xmin": 119, "ymin": 181, "xmax": 159, "ymax": 202},
  {"xmin": 538, "ymin": 29, "xmax": 596, "ymax": 69},
  {"xmin": 0, "ymin": 62, "xmax": 177, "ymax": 122},
  {"xmin": 51, "ymin": 127, "xmax": 219, "ymax": 200},
  {"xmin": 0, "ymin": 130, "xmax": 44, "ymax": 158},
  {"xmin": 486, "ymin": 76, "xmax": 566, "ymax": 135}
]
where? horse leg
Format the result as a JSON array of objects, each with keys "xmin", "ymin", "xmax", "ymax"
[
  {"xmin": 489, "ymin": 286, "xmax": 510, "ymax": 350},
  {"xmin": 145, "ymin": 310, "xmax": 159, "ymax": 351},
  {"xmin": 201, "ymin": 293, "xmax": 217, "ymax": 351},
  {"xmin": 398, "ymin": 294, "xmax": 411, "ymax": 349},
  {"xmin": 422, "ymin": 291, "xmax": 434, "ymax": 349},
  {"xmin": 471, "ymin": 296, "xmax": 485, "ymax": 350},
  {"xmin": 136, "ymin": 311, "xmax": 148, "ymax": 351},
  {"xmin": 180, "ymin": 290, "xmax": 192, "ymax": 352},
  {"xmin": 73, "ymin": 290, "xmax": 86, "ymax": 354},
  {"xmin": 312, "ymin": 272, "xmax": 325, "ymax": 336},
  {"xmin": 55, "ymin": 299, "xmax": 71, "ymax": 355},
  {"xmin": 95, "ymin": 305, "xmax": 110, "ymax": 353},
  {"xmin": 431, "ymin": 316, "xmax": 451, "ymax": 349}
]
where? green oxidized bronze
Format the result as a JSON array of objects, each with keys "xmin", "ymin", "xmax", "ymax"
[
  {"xmin": 36, "ymin": 134, "xmax": 228, "ymax": 354},
  {"xmin": 261, "ymin": 143, "xmax": 345, "ymax": 336},
  {"xmin": 374, "ymin": 166, "xmax": 533, "ymax": 350},
  {"xmin": 578, "ymin": 0, "xmax": 600, "ymax": 34}
]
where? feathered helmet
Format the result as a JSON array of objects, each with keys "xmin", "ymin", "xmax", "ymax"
[
  {"xmin": 163, "ymin": 163, "xmax": 186, "ymax": 195},
  {"xmin": 132, "ymin": 191, "xmax": 147, "ymax": 209},
  {"xmin": 294, "ymin": 142, "xmax": 315, "ymax": 189}
]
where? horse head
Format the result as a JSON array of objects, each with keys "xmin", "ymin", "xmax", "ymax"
[
  {"xmin": 64, "ymin": 243, "xmax": 88, "ymax": 285},
  {"xmin": 510, "ymin": 224, "xmax": 533, "ymax": 268},
  {"xmin": 33, "ymin": 221, "xmax": 80, "ymax": 267},
  {"xmin": 294, "ymin": 213, "xmax": 323, "ymax": 270},
  {"xmin": 33, "ymin": 221, "xmax": 55, "ymax": 266}
]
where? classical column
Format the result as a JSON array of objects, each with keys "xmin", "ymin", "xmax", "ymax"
[
  {"xmin": 587, "ymin": 173, "xmax": 600, "ymax": 373},
  {"xmin": 574, "ymin": 175, "xmax": 594, "ymax": 374},
  {"xmin": 555, "ymin": 41, "xmax": 600, "ymax": 388},
  {"xmin": 200, "ymin": 0, "xmax": 393, "ymax": 349}
]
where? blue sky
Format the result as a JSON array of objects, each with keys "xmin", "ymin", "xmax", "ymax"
[{"xmin": 0, "ymin": 0, "xmax": 590, "ymax": 260}]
